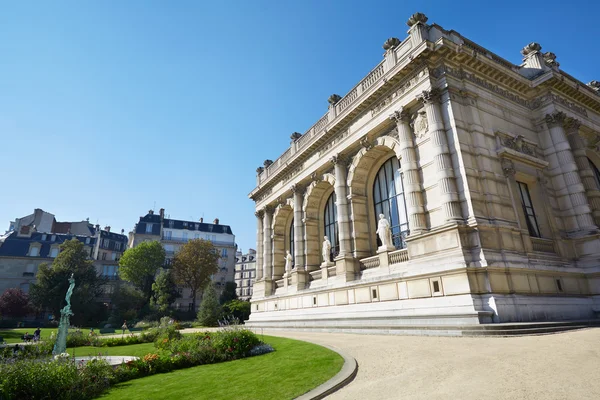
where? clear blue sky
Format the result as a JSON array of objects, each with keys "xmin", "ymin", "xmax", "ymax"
[{"xmin": 1, "ymin": 0, "xmax": 598, "ymax": 251}]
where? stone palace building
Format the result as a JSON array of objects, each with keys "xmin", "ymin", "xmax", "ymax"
[{"xmin": 246, "ymin": 12, "xmax": 600, "ymax": 330}]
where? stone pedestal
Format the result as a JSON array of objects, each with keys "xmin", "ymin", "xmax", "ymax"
[
  {"xmin": 320, "ymin": 261, "xmax": 334, "ymax": 281},
  {"xmin": 252, "ymin": 278, "xmax": 274, "ymax": 298},
  {"xmin": 334, "ymin": 255, "xmax": 357, "ymax": 282},
  {"xmin": 377, "ymin": 248, "xmax": 393, "ymax": 271},
  {"xmin": 290, "ymin": 269, "xmax": 308, "ymax": 290}
]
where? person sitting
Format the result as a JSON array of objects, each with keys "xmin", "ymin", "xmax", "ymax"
[{"xmin": 21, "ymin": 332, "xmax": 33, "ymax": 342}]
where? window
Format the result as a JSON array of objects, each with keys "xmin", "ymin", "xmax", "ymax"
[
  {"xmin": 373, "ymin": 157, "xmax": 409, "ymax": 249},
  {"xmin": 289, "ymin": 218, "xmax": 294, "ymax": 264},
  {"xmin": 146, "ymin": 223, "xmax": 153, "ymax": 234},
  {"xmin": 182, "ymin": 232, "xmax": 188, "ymax": 241},
  {"xmin": 183, "ymin": 222, "xmax": 187, "ymax": 227},
  {"xmin": 104, "ymin": 239, "xmax": 110, "ymax": 248},
  {"xmin": 51, "ymin": 235, "xmax": 56, "ymax": 242},
  {"xmin": 85, "ymin": 237, "xmax": 90, "ymax": 244},
  {"xmin": 324, "ymin": 193, "xmax": 339, "ymax": 261},
  {"xmin": 111, "ymin": 253, "xmax": 117, "ymax": 261},
  {"xmin": 41, "ymin": 234, "xmax": 47, "ymax": 241},
  {"xmin": 589, "ymin": 158, "xmax": 600, "ymax": 190},
  {"xmin": 29, "ymin": 246, "xmax": 39, "ymax": 257},
  {"xmin": 222, "ymin": 248, "xmax": 228, "ymax": 257},
  {"xmin": 165, "ymin": 230, "xmax": 172, "ymax": 240},
  {"xmin": 517, "ymin": 181, "xmax": 541, "ymax": 238},
  {"xmin": 212, "ymin": 235, "xmax": 216, "ymax": 241},
  {"xmin": 169, "ymin": 220, "xmax": 174, "ymax": 228},
  {"xmin": 102, "ymin": 252, "xmax": 107, "ymax": 260},
  {"xmin": 195, "ymin": 223, "xmax": 199, "ymax": 230},
  {"xmin": 102, "ymin": 265, "xmax": 118, "ymax": 280},
  {"xmin": 115, "ymin": 242, "xmax": 121, "ymax": 251},
  {"xmin": 50, "ymin": 248, "xmax": 59, "ymax": 258},
  {"xmin": 194, "ymin": 233, "xmax": 200, "ymax": 239}
]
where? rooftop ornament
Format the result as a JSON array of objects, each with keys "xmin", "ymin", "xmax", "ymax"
[
  {"xmin": 382, "ymin": 37, "xmax": 401, "ymax": 51},
  {"xmin": 263, "ymin": 159, "xmax": 273, "ymax": 168},
  {"xmin": 407, "ymin": 12, "xmax": 428, "ymax": 27},
  {"xmin": 290, "ymin": 132, "xmax": 302, "ymax": 141},
  {"xmin": 587, "ymin": 81, "xmax": 600, "ymax": 92},
  {"xmin": 328, "ymin": 94, "xmax": 342, "ymax": 105},
  {"xmin": 521, "ymin": 42, "xmax": 542, "ymax": 56},
  {"xmin": 543, "ymin": 52, "xmax": 559, "ymax": 67},
  {"xmin": 256, "ymin": 166, "xmax": 264, "ymax": 174}
]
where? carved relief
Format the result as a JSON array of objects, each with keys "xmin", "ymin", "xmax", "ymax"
[
  {"xmin": 371, "ymin": 68, "xmax": 427, "ymax": 117},
  {"xmin": 501, "ymin": 158, "xmax": 515, "ymax": 177},
  {"xmin": 563, "ymin": 117, "xmax": 581, "ymax": 135},
  {"xmin": 255, "ymin": 210, "xmax": 264, "ymax": 219},
  {"xmin": 545, "ymin": 112, "xmax": 567, "ymax": 127},
  {"xmin": 501, "ymin": 134, "xmax": 534, "ymax": 156},
  {"xmin": 411, "ymin": 110, "xmax": 429, "ymax": 139},
  {"xmin": 543, "ymin": 52, "xmax": 559, "ymax": 68},
  {"xmin": 360, "ymin": 137, "xmax": 374, "ymax": 150}
]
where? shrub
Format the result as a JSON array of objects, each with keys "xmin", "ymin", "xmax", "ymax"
[
  {"xmin": 212, "ymin": 328, "xmax": 261, "ymax": 359},
  {"xmin": 221, "ymin": 299, "xmax": 251, "ymax": 322},
  {"xmin": 197, "ymin": 283, "xmax": 220, "ymax": 327},
  {"xmin": 66, "ymin": 330, "xmax": 103, "ymax": 347}
]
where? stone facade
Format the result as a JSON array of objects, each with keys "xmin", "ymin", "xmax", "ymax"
[
  {"xmin": 235, "ymin": 249, "xmax": 257, "ymax": 300},
  {"xmin": 247, "ymin": 13, "xmax": 600, "ymax": 329}
]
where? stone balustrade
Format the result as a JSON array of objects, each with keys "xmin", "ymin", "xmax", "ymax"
[
  {"xmin": 531, "ymin": 237, "xmax": 556, "ymax": 253},
  {"xmin": 388, "ymin": 249, "xmax": 409, "ymax": 265},
  {"xmin": 360, "ymin": 255, "xmax": 381, "ymax": 270}
]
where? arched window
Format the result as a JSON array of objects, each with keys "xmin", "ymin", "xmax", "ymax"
[
  {"xmin": 289, "ymin": 218, "xmax": 294, "ymax": 265},
  {"xmin": 323, "ymin": 192, "xmax": 339, "ymax": 261},
  {"xmin": 589, "ymin": 157, "xmax": 600, "ymax": 190},
  {"xmin": 373, "ymin": 157, "xmax": 409, "ymax": 249}
]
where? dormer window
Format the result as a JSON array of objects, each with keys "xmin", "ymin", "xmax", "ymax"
[
  {"xmin": 51, "ymin": 235, "xmax": 56, "ymax": 242},
  {"xmin": 169, "ymin": 220, "xmax": 174, "ymax": 228},
  {"xmin": 41, "ymin": 234, "xmax": 47, "ymax": 241},
  {"xmin": 195, "ymin": 223, "xmax": 199, "ymax": 230},
  {"xmin": 146, "ymin": 223, "xmax": 153, "ymax": 234},
  {"xmin": 85, "ymin": 237, "xmax": 90, "ymax": 244},
  {"xmin": 29, "ymin": 246, "xmax": 40, "ymax": 257}
]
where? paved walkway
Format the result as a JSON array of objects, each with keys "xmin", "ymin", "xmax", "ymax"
[{"xmin": 261, "ymin": 328, "xmax": 600, "ymax": 400}]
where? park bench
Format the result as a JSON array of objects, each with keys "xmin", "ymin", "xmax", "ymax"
[
  {"xmin": 99, "ymin": 328, "xmax": 115, "ymax": 334},
  {"xmin": 129, "ymin": 327, "xmax": 143, "ymax": 332},
  {"xmin": 21, "ymin": 334, "xmax": 34, "ymax": 342}
]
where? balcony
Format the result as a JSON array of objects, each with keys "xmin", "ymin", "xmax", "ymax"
[
  {"xmin": 22, "ymin": 272, "xmax": 35, "ymax": 277},
  {"xmin": 161, "ymin": 235, "xmax": 235, "ymax": 247},
  {"xmin": 531, "ymin": 237, "xmax": 555, "ymax": 254}
]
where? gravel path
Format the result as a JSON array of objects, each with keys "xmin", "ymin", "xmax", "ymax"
[{"xmin": 262, "ymin": 328, "xmax": 600, "ymax": 400}]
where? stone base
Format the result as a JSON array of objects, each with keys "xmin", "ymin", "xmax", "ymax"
[{"xmin": 377, "ymin": 245, "xmax": 396, "ymax": 253}]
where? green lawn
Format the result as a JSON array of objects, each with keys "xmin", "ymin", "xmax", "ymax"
[
  {"xmin": 68, "ymin": 342, "xmax": 157, "ymax": 358},
  {"xmin": 100, "ymin": 335, "xmax": 344, "ymax": 400},
  {"xmin": 0, "ymin": 327, "xmax": 119, "ymax": 344}
]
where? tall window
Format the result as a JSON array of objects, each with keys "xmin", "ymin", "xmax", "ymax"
[
  {"xmin": 589, "ymin": 157, "xmax": 600, "ymax": 190},
  {"xmin": 324, "ymin": 192, "xmax": 339, "ymax": 261},
  {"xmin": 146, "ymin": 223, "xmax": 153, "ymax": 234},
  {"xmin": 50, "ymin": 248, "xmax": 59, "ymax": 258},
  {"xmin": 289, "ymin": 218, "xmax": 294, "ymax": 264},
  {"xmin": 517, "ymin": 181, "xmax": 541, "ymax": 238},
  {"xmin": 373, "ymin": 157, "xmax": 409, "ymax": 249}
]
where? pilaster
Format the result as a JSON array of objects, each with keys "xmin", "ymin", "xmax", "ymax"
[
  {"xmin": 291, "ymin": 184, "xmax": 306, "ymax": 270},
  {"xmin": 254, "ymin": 210, "xmax": 264, "ymax": 280},
  {"xmin": 418, "ymin": 89, "xmax": 463, "ymax": 223},
  {"xmin": 262, "ymin": 206, "xmax": 274, "ymax": 282}
]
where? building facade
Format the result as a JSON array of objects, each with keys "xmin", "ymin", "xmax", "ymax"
[
  {"xmin": 235, "ymin": 249, "xmax": 257, "ymax": 300},
  {"xmin": 129, "ymin": 209, "xmax": 237, "ymax": 311},
  {"xmin": 247, "ymin": 13, "xmax": 600, "ymax": 330}
]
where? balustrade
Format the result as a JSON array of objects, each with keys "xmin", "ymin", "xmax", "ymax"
[
  {"xmin": 531, "ymin": 237, "xmax": 555, "ymax": 253},
  {"xmin": 388, "ymin": 249, "xmax": 409, "ymax": 265},
  {"xmin": 360, "ymin": 255, "xmax": 380, "ymax": 270}
]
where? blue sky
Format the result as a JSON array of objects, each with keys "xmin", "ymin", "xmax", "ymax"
[{"xmin": 1, "ymin": 0, "xmax": 598, "ymax": 251}]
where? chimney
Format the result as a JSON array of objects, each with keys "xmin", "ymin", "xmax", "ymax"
[
  {"xmin": 200, "ymin": 217, "xmax": 204, "ymax": 223},
  {"xmin": 105, "ymin": 226, "xmax": 111, "ymax": 232},
  {"xmin": 213, "ymin": 218, "xmax": 219, "ymax": 225},
  {"xmin": 121, "ymin": 229, "xmax": 125, "ymax": 234},
  {"xmin": 159, "ymin": 208, "xmax": 165, "ymax": 220},
  {"xmin": 95, "ymin": 224, "xmax": 100, "ymax": 231},
  {"xmin": 148, "ymin": 209, "xmax": 154, "ymax": 215}
]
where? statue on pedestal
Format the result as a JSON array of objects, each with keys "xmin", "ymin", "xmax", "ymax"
[
  {"xmin": 322, "ymin": 236, "xmax": 332, "ymax": 264},
  {"xmin": 284, "ymin": 251, "xmax": 293, "ymax": 275},
  {"xmin": 377, "ymin": 214, "xmax": 395, "ymax": 250},
  {"xmin": 53, "ymin": 273, "xmax": 75, "ymax": 355}
]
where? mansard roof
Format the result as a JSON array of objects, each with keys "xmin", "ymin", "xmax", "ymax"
[
  {"xmin": 163, "ymin": 219, "xmax": 233, "ymax": 235},
  {"xmin": 0, "ymin": 231, "xmax": 95, "ymax": 258}
]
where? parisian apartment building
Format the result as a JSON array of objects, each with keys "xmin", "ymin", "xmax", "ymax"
[
  {"xmin": 246, "ymin": 12, "xmax": 600, "ymax": 332},
  {"xmin": 129, "ymin": 208, "xmax": 237, "ymax": 312},
  {"xmin": 235, "ymin": 249, "xmax": 257, "ymax": 300},
  {"xmin": 0, "ymin": 208, "xmax": 128, "ymax": 306}
]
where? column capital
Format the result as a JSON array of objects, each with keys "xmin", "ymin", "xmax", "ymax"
[
  {"xmin": 501, "ymin": 158, "xmax": 516, "ymax": 177},
  {"xmin": 263, "ymin": 205, "xmax": 275, "ymax": 215},
  {"xmin": 545, "ymin": 111, "xmax": 567, "ymax": 127},
  {"xmin": 360, "ymin": 136, "xmax": 374, "ymax": 150},
  {"xmin": 290, "ymin": 183, "xmax": 305, "ymax": 194},
  {"xmin": 255, "ymin": 210, "xmax": 264, "ymax": 219},
  {"xmin": 389, "ymin": 108, "xmax": 411, "ymax": 123},
  {"xmin": 563, "ymin": 117, "xmax": 581, "ymax": 135},
  {"xmin": 417, "ymin": 89, "xmax": 441, "ymax": 105},
  {"xmin": 330, "ymin": 154, "xmax": 348, "ymax": 166}
]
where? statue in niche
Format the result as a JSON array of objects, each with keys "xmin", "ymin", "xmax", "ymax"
[
  {"xmin": 376, "ymin": 214, "xmax": 394, "ymax": 249},
  {"xmin": 322, "ymin": 236, "xmax": 332, "ymax": 263},
  {"xmin": 412, "ymin": 110, "xmax": 428, "ymax": 139},
  {"xmin": 284, "ymin": 251, "xmax": 293, "ymax": 275}
]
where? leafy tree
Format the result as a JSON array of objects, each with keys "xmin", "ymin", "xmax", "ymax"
[
  {"xmin": 172, "ymin": 239, "xmax": 219, "ymax": 312},
  {"xmin": 108, "ymin": 285, "xmax": 146, "ymax": 326},
  {"xmin": 219, "ymin": 281, "xmax": 238, "ymax": 304},
  {"xmin": 118, "ymin": 241, "xmax": 165, "ymax": 304},
  {"xmin": 221, "ymin": 299, "xmax": 251, "ymax": 322},
  {"xmin": 0, "ymin": 288, "xmax": 30, "ymax": 318},
  {"xmin": 30, "ymin": 239, "xmax": 103, "ymax": 326},
  {"xmin": 150, "ymin": 268, "xmax": 178, "ymax": 316},
  {"xmin": 197, "ymin": 282, "xmax": 220, "ymax": 327}
]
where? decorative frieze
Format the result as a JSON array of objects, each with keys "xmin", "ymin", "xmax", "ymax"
[
  {"xmin": 411, "ymin": 111, "xmax": 429, "ymax": 139},
  {"xmin": 256, "ymin": 188, "xmax": 272, "ymax": 202},
  {"xmin": 317, "ymin": 129, "xmax": 350, "ymax": 157},
  {"xmin": 500, "ymin": 134, "xmax": 535, "ymax": 157},
  {"xmin": 281, "ymin": 163, "xmax": 303, "ymax": 183},
  {"xmin": 371, "ymin": 68, "xmax": 427, "ymax": 117},
  {"xmin": 501, "ymin": 158, "xmax": 516, "ymax": 177}
]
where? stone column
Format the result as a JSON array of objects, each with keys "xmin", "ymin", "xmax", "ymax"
[
  {"xmin": 331, "ymin": 155, "xmax": 356, "ymax": 282},
  {"xmin": 417, "ymin": 89, "xmax": 463, "ymax": 222},
  {"xmin": 565, "ymin": 117, "xmax": 600, "ymax": 227},
  {"xmin": 390, "ymin": 108, "xmax": 427, "ymax": 234},
  {"xmin": 262, "ymin": 206, "xmax": 274, "ymax": 280},
  {"xmin": 254, "ymin": 210, "xmax": 264, "ymax": 280},
  {"xmin": 291, "ymin": 185, "xmax": 306, "ymax": 270},
  {"xmin": 545, "ymin": 112, "xmax": 596, "ymax": 235}
]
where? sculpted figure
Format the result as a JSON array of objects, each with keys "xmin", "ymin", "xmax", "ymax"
[
  {"xmin": 376, "ymin": 214, "xmax": 394, "ymax": 249},
  {"xmin": 322, "ymin": 236, "xmax": 331, "ymax": 263},
  {"xmin": 285, "ymin": 251, "xmax": 293, "ymax": 274}
]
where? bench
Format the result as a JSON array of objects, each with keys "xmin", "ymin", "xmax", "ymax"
[
  {"xmin": 129, "ymin": 327, "xmax": 143, "ymax": 332},
  {"xmin": 99, "ymin": 328, "xmax": 115, "ymax": 334},
  {"xmin": 21, "ymin": 335, "xmax": 34, "ymax": 342}
]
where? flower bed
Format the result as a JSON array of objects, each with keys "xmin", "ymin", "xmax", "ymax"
[{"xmin": 0, "ymin": 327, "xmax": 272, "ymax": 400}]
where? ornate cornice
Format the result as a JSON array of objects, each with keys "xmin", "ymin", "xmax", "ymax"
[
  {"xmin": 255, "ymin": 210, "xmax": 264, "ymax": 219},
  {"xmin": 563, "ymin": 117, "xmax": 581, "ymax": 135},
  {"xmin": 417, "ymin": 89, "xmax": 441, "ymax": 105},
  {"xmin": 290, "ymin": 184, "xmax": 305, "ymax": 194},
  {"xmin": 389, "ymin": 108, "xmax": 411, "ymax": 123},
  {"xmin": 545, "ymin": 111, "xmax": 567, "ymax": 127}
]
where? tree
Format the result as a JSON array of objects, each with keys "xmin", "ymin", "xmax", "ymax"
[
  {"xmin": 172, "ymin": 239, "xmax": 219, "ymax": 312},
  {"xmin": 219, "ymin": 281, "xmax": 238, "ymax": 304},
  {"xmin": 30, "ymin": 239, "xmax": 104, "ymax": 326},
  {"xmin": 221, "ymin": 299, "xmax": 251, "ymax": 323},
  {"xmin": 150, "ymin": 268, "xmax": 178, "ymax": 316},
  {"xmin": 108, "ymin": 285, "xmax": 146, "ymax": 326},
  {"xmin": 0, "ymin": 288, "xmax": 30, "ymax": 318},
  {"xmin": 118, "ymin": 241, "xmax": 165, "ymax": 304},
  {"xmin": 197, "ymin": 282, "xmax": 220, "ymax": 327}
]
